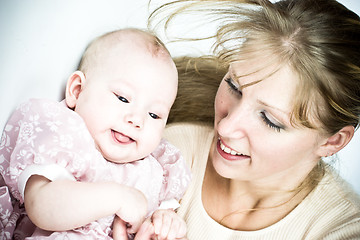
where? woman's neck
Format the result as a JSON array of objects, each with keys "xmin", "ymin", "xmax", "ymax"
[{"xmin": 202, "ymin": 157, "xmax": 314, "ymax": 231}]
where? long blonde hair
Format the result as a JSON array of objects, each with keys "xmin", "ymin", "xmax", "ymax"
[
  {"xmin": 149, "ymin": 0, "xmax": 360, "ymax": 195},
  {"xmin": 150, "ymin": 0, "xmax": 360, "ymax": 135}
]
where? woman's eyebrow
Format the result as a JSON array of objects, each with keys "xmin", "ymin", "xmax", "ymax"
[{"xmin": 257, "ymin": 99, "xmax": 290, "ymax": 116}]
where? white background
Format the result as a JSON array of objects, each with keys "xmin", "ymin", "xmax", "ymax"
[{"xmin": 0, "ymin": 0, "xmax": 359, "ymax": 193}]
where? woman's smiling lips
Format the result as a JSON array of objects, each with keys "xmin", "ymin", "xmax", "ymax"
[
  {"xmin": 111, "ymin": 130, "xmax": 134, "ymax": 144},
  {"xmin": 216, "ymin": 138, "xmax": 250, "ymax": 161}
]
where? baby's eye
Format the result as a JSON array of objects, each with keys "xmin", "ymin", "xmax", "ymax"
[
  {"xmin": 117, "ymin": 96, "xmax": 129, "ymax": 103},
  {"xmin": 149, "ymin": 112, "xmax": 159, "ymax": 119}
]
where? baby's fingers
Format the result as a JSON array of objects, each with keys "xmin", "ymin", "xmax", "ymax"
[
  {"xmin": 112, "ymin": 217, "xmax": 129, "ymax": 240},
  {"xmin": 160, "ymin": 212, "xmax": 173, "ymax": 239},
  {"xmin": 165, "ymin": 215, "xmax": 186, "ymax": 240},
  {"xmin": 172, "ymin": 219, "xmax": 186, "ymax": 239},
  {"xmin": 152, "ymin": 210, "xmax": 168, "ymax": 237},
  {"xmin": 134, "ymin": 218, "xmax": 155, "ymax": 240},
  {"xmin": 126, "ymin": 219, "xmax": 145, "ymax": 234},
  {"xmin": 152, "ymin": 209, "xmax": 187, "ymax": 240}
]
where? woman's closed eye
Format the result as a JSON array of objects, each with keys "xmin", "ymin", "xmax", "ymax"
[
  {"xmin": 260, "ymin": 111, "xmax": 284, "ymax": 132},
  {"xmin": 225, "ymin": 78, "xmax": 242, "ymax": 97}
]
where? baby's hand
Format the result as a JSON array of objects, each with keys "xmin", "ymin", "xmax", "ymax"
[
  {"xmin": 115, "ymin": 186, "xmax": 148, "ymax": 234},
  {"xmin": 113, "ymin": 216, "xmax": 156, "ymax": 240},
  {"xmin": 151, "ymin": 209, "xmax": 187, "ymax": 240}
]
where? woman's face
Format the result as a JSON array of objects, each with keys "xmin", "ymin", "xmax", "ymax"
[{"xmin": 212, "ymin": 60, "xmax": 326, "ymax": 187}]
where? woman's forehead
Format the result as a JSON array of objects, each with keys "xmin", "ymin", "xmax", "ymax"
[
  {"xmin": 229, "ymin": 57, "xmax": 292, "ymax": 86},
  {"xmin": 231, "ymin": 60, "xmax": 299, "ymax": 113}
]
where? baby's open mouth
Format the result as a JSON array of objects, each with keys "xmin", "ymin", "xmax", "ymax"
[{"xmin": 112, "ymin": 130, "xmax": 135, "ymax": 144}]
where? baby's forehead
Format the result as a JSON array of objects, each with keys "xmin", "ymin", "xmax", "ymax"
[
  {"xmin": 79, "ymin": 28, "xmax": 173, "ymax": 75},
  {"xmin": 87, "ymin": 33, "xmax": 172, "ymax": 73},
  {"xmin": 102, "ymin": 29, "xmax": 170, "ymax": 57}
]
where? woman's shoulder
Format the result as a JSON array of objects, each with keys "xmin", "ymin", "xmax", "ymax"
[
  {"xmin": 324, "ymin": 166, "xmax": 360, "ymax": 211},
  {"xmin": 164, "ymin": 122, "xmax": 213, "ymax": 149},
  {"xmin": 303, "ymin": 166, "xmax": 360, "ymax": 238},
  {"xmin": 164, "ymin": 122, "xmax": 213, "ymax": 139},
  {"xmin": 164, "ymin": 122, "xmax": 214, "ymax": 168},
  {"xmin": 319, "ymin": 166, "xmax": 360, "ymax": 208}
]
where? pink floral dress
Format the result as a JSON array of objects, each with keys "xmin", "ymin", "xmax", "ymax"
[{"xmin": 0, "ymin": 99, "xmax": 191, "ymax": 239}]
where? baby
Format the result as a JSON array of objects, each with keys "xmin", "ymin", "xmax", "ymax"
[{"xmin": 0, "ymin": 28, "xmax": 190, "ymax": 239}]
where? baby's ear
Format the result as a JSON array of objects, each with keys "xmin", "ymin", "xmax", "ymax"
[
  {"xmin": 317, "ymin": 125, "xmax": 354, "ymax": 157},
  {"xmin": 65, "ymin": 71, "xmax": 86, "ymax": 109}
]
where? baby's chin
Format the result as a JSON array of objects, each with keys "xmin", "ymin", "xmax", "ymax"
[
  {"xmin": 96, "ymin": 143, "xmax": 145, "ymax": 164},
  {"xmin": 103, "ymin": 153, "xmax": 146, "ymax": 164}
]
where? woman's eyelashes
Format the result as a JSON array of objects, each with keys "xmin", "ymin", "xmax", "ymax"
[
  {"xmin": 260, "ymin": 111, "xmax": 284, "ymax": 132},
  {"xmin": 225, "ymin": 78, "xmax": 242, "ymax": 96},
  {"xmin": 224, "ymin": 78, "xmax": 284, "ymax": 132}
]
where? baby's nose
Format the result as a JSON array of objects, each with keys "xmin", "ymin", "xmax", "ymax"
[{"xmin": 125, "ymin": 112, "xmax": 144, "ymax": 129}]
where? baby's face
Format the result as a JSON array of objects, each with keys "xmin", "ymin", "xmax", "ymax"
[{"xmin": 73, "ymin": 43, "xmax": 178, "ymax": 163}]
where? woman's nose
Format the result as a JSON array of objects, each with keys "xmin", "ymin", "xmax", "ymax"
[{"xmin": 217, "ymin": 104, "xmax": 248, "ymax": 138}]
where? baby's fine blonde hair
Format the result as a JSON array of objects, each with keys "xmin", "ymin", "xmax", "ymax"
[{"xmin": 78, "ymin": 28, "xmax": 171, "ymax": 75}]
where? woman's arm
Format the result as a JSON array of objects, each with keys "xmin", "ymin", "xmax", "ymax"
[{"xmin": 24, "ymin": 175, "xmax": 147, "ymax": 233}]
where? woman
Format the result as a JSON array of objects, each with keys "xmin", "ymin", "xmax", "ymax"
[{"xmin": 144, "ymin": 0, "xmax": 360, "ymax": 239}]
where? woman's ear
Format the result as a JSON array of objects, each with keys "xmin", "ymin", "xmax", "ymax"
[
  {"xmin": 317, "ymin": 125, "xmax": 355, "ymax": 157},
  {"xmin": 65, "ymin": 71, "xmax": 86, "ymax": 109}
]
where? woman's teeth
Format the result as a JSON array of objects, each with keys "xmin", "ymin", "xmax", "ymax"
[{"xmin": 220, "ymin": 140, "xmax": 242, "ymax": 156}]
